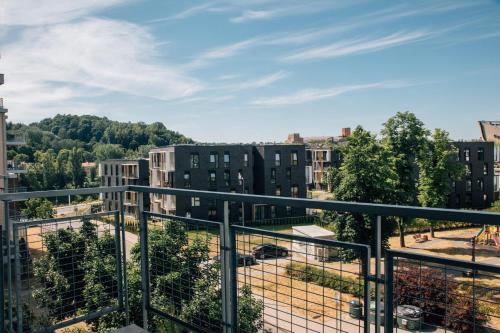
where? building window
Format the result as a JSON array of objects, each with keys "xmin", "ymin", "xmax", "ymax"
[
  {"xmin": 116, "ymin": 165, "xmax": 119, "ymax": 176},
  {"xmin": 238, "ymin": 170, "xmax": 243, "ymax": 186},
  {"xmin": 477, "ymin": 178, "xmax": 484, "ymax": 191},
  {"xmin": 483, "ymin": 163, "xmax": 488, "ymax": 175},
  {"xmin": 291, "ymin": 185, "xmax": 299, "ymax": 198},
  {"xmin": 270, "ymin": 206, "xmax": 276, "ymax": 219},
  {"xmin": 270, "ymin": 168, "xmax": 276, "ymax": 184},
  {"xmin": 184, "ymin": 171, "xmax": 191, "ymax": 188},
  {"xmin": 286, "ymin": 206, "xmax": 292, "ymax": 216},
  {"xmin": 224, "ymin": 170, "xmax": 230, "ymax": 187},
  {"xmin": 185, "ymin": 211, "xmax": 192, "ymax": 218},
  {"xmin": 291, "ymin": 151, "xmax": 298, "ymax": 166},
  {"xmin": 209, "ymin": 170, "xmax": 216, "ymax": 187},
  {"xmin": 286, "ymin": 167, "xmax": 291, "ymax": 181},
  {"xmin": 224, "ymin": 152, "xmax": 230, "ymax": 168},
  {"xmin": 275, "ymin": 152, "xmax": 281, "ymax": 166},
  {"xmin": 465, "ymin": 164, "xmax": 472, "ymax": 176},
  {"xmin": 209, "ymin": 152, "xmax": 219, "ymax": 168},
  {"xmin": 466, "ymin": 179, "xmax": 472, "ymax": 192},
  {"xmin": 190, "ymin": 153, "xmax": 200, "ymax": 168},
  {"xmin": 208, "ymin": 208, "xmax": 217, "ymax": 221},
  {"xmin": 104, "ymin": 165, "xmax": 108, "ymax": 175},
  {"xmin": 477, "ymin": 147, "xmax": 484, "ymax": 161},
  {"xmin": 465, "ymin": 193, "xmax": 472, "ymax": 206},
  {"xmin": 244, "ymin": 153, "xmax": 249, "ymax": 167},
  {"xmin": 275, "ymin": 186, "xmax": 281, "ymax": 196},
  {"xmin": 464, "ymin": 148, "xmax": 470, "ymax": 162},
  {"xmin": 191, "ymin": 197, "xmax": 200, "ymax": 207}
]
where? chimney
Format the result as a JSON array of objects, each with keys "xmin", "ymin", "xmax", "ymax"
[
  {"xmin": 341, "ymin": 127, "xmax": 351, "ymax": 137},
  {"xmin": 286, "ymin": 133, "xmax": 304, "ymax": 144}
]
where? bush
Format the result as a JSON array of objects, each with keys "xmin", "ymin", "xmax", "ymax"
[
  {"xmin": 394, "ymin": 262, "xmax": 486, "ymax": 333},
  {"xmin": 285, "ymin": 263, "xmax": 364, "ymax": 297}
]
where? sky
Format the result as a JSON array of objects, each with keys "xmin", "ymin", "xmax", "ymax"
[{"xmin": 1, "ymin": 0, "xmax": 500, "ymax": 143}]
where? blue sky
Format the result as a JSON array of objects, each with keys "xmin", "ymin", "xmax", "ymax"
[{"xmin": 1, "ymin": 0, "xmax": 500, "ymax": 143}]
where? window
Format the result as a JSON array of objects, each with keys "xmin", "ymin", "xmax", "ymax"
[
  {"xmin": 185, "ymin": 211, "xmax": 192, "ymax": 218},
  {"xmin": 270, "ymin": 206, "xmax": 276, "ymax": 218},
  {"xmin": 466, "ymin": 164, "xmax": 472, "ymax": 176},
  {"xmin": 466, "ymin": 179, "xmax": 472, "ymax": 192},
  {"xmin": 209, "ymin": 152, "xmax": 219, "ymax": 168},
  {"xmin": 110, "ymin": 165, "xmax": 113, "ymax": 176},
  {"xmin": 465, "ymin": 193, "xmax": 472, "ymax": 206},
  {"xmin": 104, "ymin": 164, "xmax": 108, "ymax": 175},
  {"xmin": 286, "ymin": 206, "xmax": 292, "ymax": 216},
  {"xmin": 191, "ymin": 197, "xmax": 200, "ymax": 207},
  {"xmin": 243, "ymin": 153, "xmax": 249, "ymax": 167},
  {"xmin": 464, "ymin": 148, "xmax": 470, "ymax": 162},
  {"xmin": 270, "ymin": 168, "xmax": 276, "ymax": 184},
  {"xmin": 275, "ymin": 186, "xmax": 281, "ymax": 196},
  {"xmin": 208, "ymin": 208, "xmax": 217, "ymax": 221},
  {"xmin": 275, "ymin": 152, "xmax": 281, "ymax": 166},
  {"xmin": 477, "ymin": 147, "xmax": 484, "ymax": 161},
  {"xmin": 238, "ymin": 170, "xmax": 244, "ymax": 186},
  {"xmin": 483, "ymin": 193, "xmax": 488, "ymax": 205},
  {"xmin": 224, "ymin": 152, "xmax": 230, "ymax": 168},
  {"xmin": 209, "ymin": 170, "xmax": 216, "ymax": 187},
  {"xmin": 484, "ymin": 163, "xmax": 488, "ymax": 175},
  {"xmin": 291, "ymin": 185, "xmax": 299, "ymax": 198},
  {"xmin": 224, "ymin": 170, "xmax": 230, "ymax": 187},
  {"xmin": 116, "ymin": 165, "xmax": 119, "ymax": 176},
  {"xmin": 477, "ymin": 178, "xmax": 484, "ymax": 191},
  {"xmin": 286, "ymin": 167, "xmax": 292, "ymax": 181},
  {"xmin": 190, "ymin": 153, "xmax": 200, "ymax": 168},
  {"xmin": 291, "ymin": 151, "xmax": 299, "ymax": 166},
  {"xmin": 184, "ymin": 171, "xmax": 191, "ymax": 188}
]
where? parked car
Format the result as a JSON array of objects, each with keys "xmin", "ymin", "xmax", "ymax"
[
  {"xmin": 252, "ymin": 243, "xmax": 288, "ymax": 259},
  {"xmin": 212, "ymin": 253, "xmax": 257, "ymax": 267}
]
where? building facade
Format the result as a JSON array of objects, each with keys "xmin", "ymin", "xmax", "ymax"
[
  {"xmin": 99, "ymin": 159, "xmax": 149, "ymax": 217},
  {"xmin": 478, "ymin": 121, "xmax": 500, "ymax": 199},
  {"xmin": 149, "ymin": 144, "xmax": 306, "ymax": 222},
  {"xmin": 449, "ymin": 141, "xmax": 495, "ymax": 209}
]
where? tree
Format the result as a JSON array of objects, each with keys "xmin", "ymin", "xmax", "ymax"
[
  {"xmin": 381, "ymin": 111, "xmax": 429, "ymax": 247},
  {"xmin": 93, "ymin": 144, "xmax": 125, "ymax": 162},
  {"xmin": 417, "ymin": 129, "xmax": 465, "ymax": 237},
  {"xmin": 322, "ymin": 166, "xmax": 338, "ymax": 192},
  {"xmin": 22, "ymin": 198, "xmax": 54, "ymax": 219},
  {"xmin": 327, "ymin": 126, "xmax": 397, "ymax": 254},
  {"xmin": 68, "ymin": 147, "xmax": 86, "ymax": 188}
]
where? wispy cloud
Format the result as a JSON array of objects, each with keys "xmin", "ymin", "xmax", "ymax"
[
  {"xmin": 148, "ymin": 3, "xmax": 217, "ymax": 23},
  {"xmin": 283, "ymin": 30, "xmax": 433, "ymax": 62},
  {"xmin": 251, "ymin": 81, "xmax": 412, "ymax": 106},
  {"xmin": 223, "ymin": 71, "xmax": 288, "ymax": 91},
  {"xmin": 0, "ymin": 0, "xmax": 128, "ymax": 26},
  {"xmin": 1, "ymin": 18, "xmax": 203, "ymax": 122}
]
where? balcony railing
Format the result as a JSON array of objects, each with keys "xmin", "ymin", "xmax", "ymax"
[
  {"xmin": 6, "ymin": 133, "xmax": 26, "ymax": 146},
  {"xmin": 0, "ymin": 186, "xmax": 498, "ymax": 333}
]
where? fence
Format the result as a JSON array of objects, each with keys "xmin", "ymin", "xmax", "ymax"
[{"xmin": 0, "ymin": 186, "xmax": 499, "ymax": 333}]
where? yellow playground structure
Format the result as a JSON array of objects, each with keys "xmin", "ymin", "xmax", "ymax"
[{"xmin": 475, "ymin": 225, "xmax": 500, "ymax": 248}]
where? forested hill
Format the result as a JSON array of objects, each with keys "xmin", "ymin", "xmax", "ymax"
[{"xmin": 7, "ymin": 114, "xmax": 193, "ymax": 162}]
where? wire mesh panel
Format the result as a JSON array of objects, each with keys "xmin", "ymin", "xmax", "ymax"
[
  {"xmin": 10, "ymin": 212, "xmax": 123, "ymax": 333},
  {"xmin": 143, "ymin": 212, "xmax": 223, "ymax": 333},
  {"xmin": 233, "ymin": 225, "xmax": 370, "ymax": 333},
  {"xmin": 386, "ymin": 251, "xmax": 500, "ymax": 333}
]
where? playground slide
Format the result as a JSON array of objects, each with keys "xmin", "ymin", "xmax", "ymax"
[{"xmin": 475, "ymin": 226, "xmax": 486, "ymax": 242}]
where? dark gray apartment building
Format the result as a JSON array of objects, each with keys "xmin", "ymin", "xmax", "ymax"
[
  {"xmin": 99, "ymin": 158, "xmax": 150, "ymax": 217},
  {"xmin": 149, "ymin": 144, "xmax": 306, "ymax": 222},
  {"xmin": 449, "ymin": 141, "xmax": 495, "ymax": 209}
]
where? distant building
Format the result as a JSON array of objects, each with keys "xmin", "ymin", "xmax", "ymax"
[
  {"xmin": 149, "ymin": 144, "xmax": 306, "ymax": 222},
  {"xmin": 292, "ymin": 225, "xmax": 336, "ymax": 261},
  {"xmin": 99, "ymin": 159, "xmax": 149, "ymax": 218},
  {"xmin": 449, "ymin": 141, "xmax": 495, "ymax": 209},
  {"xmin": 81, "ymin": 162, "xmax": 96, "ymax": 177},
  {"xmin": 478, "ymin": 121, "xmax": 500, "ymax": 198}
]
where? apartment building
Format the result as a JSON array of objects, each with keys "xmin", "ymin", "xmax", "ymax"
[
  {"xmin": 478, "ymin": 121, "xmax": 500, "ymax": 199},
  {"xmin": 99, "ymin": 159, "xmax": 149, "ymax": 218},
  {"xmin": 449, "ymin": 141, "xmax": 495, "ymax": 209},
  {"xmin": 149, "ymin": 144, "xmax": 306, "ymax": 222}
]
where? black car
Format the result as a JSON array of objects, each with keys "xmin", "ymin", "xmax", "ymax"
[
  {"xmin": 212, "ymin": 253, "xmax": 257, "ymax": 267},
  {"xmin": 252, "ymin": 244, "xmax": 288, "ymax": 259}
]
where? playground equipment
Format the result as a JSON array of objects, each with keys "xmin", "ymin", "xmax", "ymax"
[{"xmin": 475, "ymin": 225, "xmax": 500, "ymax": 248}]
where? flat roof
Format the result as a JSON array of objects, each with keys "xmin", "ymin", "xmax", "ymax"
[{"xmin": 292, "ymin": 225, "xmax": 335, "ymax": 238}]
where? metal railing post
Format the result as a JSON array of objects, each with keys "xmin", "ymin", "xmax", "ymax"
[
  {"xmin": 118, "ymin": 191, "xmax": 130, "ymax": 325},
  {"xmin": 13, "ymin": 224, "xmax": 22, "ymax": 333},
  {"xmin": 363, "ymin": 246, "xmax": 371, "ymax": 333},
  {"xmin": 4, "ymin": 201, "xmax": 14, "ymax": 333},
  {"xmin": 138, "ymin": 193, "xmax": 150, "ymax": 330},
  {"xmin": 0, "ymin": 225, "xmax": 4, "ymax": 332},
  {"xmin": 221, "ymin": 201, "xmax": 236, "ymax": 333},
  {"xmin": 384, "ymin": 251, "xmax": 394, "ymax": 333},
  {"xmin": 375, "ymin": 215, "xmax": 382, "ymax": 333},
  {"xmin": 113, "ymin": 211, "xmax": 124, "ymax": 321}
]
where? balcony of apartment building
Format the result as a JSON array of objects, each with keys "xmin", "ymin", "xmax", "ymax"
[
  {"xmin": 6, "ymin": 132, "xmax": 26, "ymax": 146},
  {"xmin": 6, "ymin": 160, "xmax": 27, "ymax": 177},
  {"xmin": 0, "ymin": 186, "xmax": 498, "ymax": 333},
  {"xmin": 123, "ymin": 190, "xmax": 138, "ymax": 206},
  {"xmin": 122, "ymin": 164, "xmax": 139, "ymax": 180}
]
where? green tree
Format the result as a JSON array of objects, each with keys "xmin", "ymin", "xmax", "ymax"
[
  {"xmin": 22, "ymin": 198, "xmax": 54, "ymax": 219},
  {"xmin": 68, "ymin": 147, "xmax": 86, "ymax": 188},
  {"xmin": 321, "ymin": 166, "xmax": 338, "ymax": 192},
  {"xmin": 417, "ymin": 129, "xmax": 465, "ymax": 237},
  {"xmin": 93, "ymin": 144, "xmax": 125, "ymax": 162},
  {"xmin": 328, "ymin": 127, "xmax": 397, "ymax": 254},
  {"xmin": 381, "ymin": 111, "xmax": 429, "ymax": 247}
]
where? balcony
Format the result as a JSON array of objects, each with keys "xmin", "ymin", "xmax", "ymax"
[
  {"xmin": 6, "ymin": 161, "xmax": 27, "ymax": 175},
  {"xmin": 0, "ymin": 186, "xmax": 498, "ymax": 333},
  {"xmin": 6, "ymin": 132, "xmax": 26, "ymax": 146}
]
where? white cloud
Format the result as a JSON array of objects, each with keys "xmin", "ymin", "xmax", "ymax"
[
  {"xmin": 251, "ymin": 81, "xmax": 411, "ymax": 106},
  {"xmin": 148, "ymin": 3, "xmax": 217, "ymax": 23},
  {"xmin": 1, "ymin": 18, "xmax": 203, "ymax": 121},
  {"xmin": 283, "ymin": 30, "xmax": 432, "ymax": 62},
  {"xmin": 225, "ymin": 71, "xmax": 288, "ymax": 91},
  {"xmin": 0, "ymin": 0, "xmax": 128, "ymax": 26}
]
